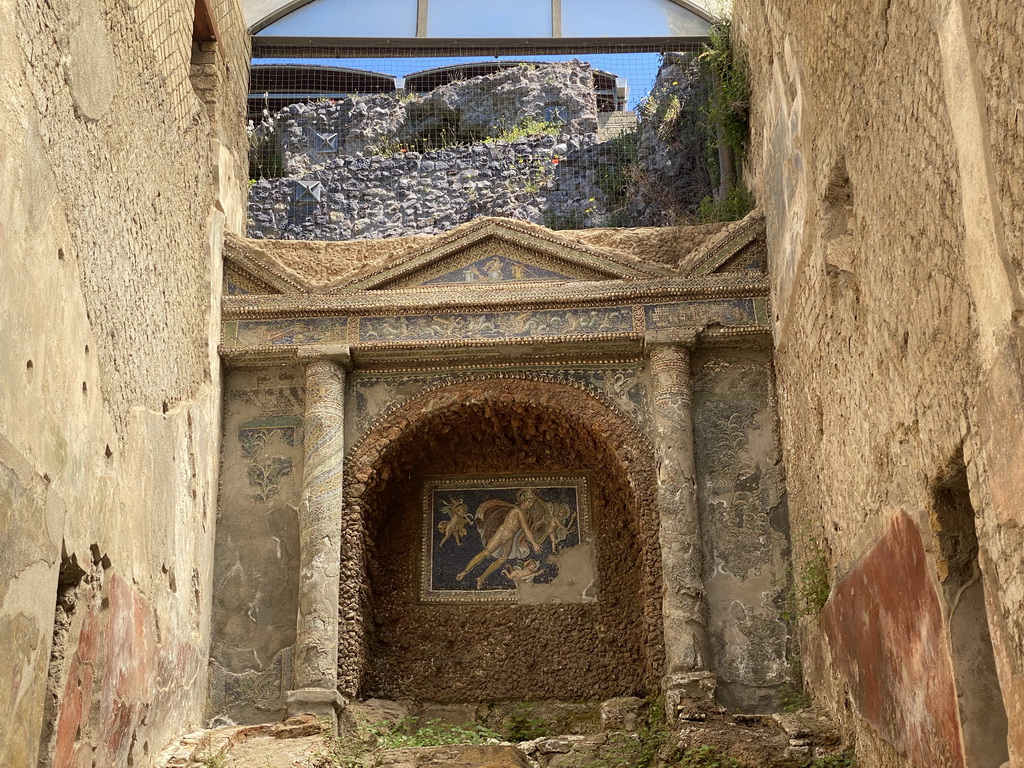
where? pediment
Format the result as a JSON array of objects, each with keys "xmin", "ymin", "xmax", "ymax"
[
  {"xmin": 330, "ymin": 220, "xmax": 662, "ymax": 293},
  {"xmin": 224, "ymin": 236, "xmax": 306, "ymax": 295},
  {"xmin": 683, "ymin": 211, "xmax": 766, "ymax": 276}
]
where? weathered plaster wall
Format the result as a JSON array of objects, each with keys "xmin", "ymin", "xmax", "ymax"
[
  {"xmin": 692, "ymin": 349, "xmax": 791, "ymax": 713},
  {"xmin": 735, "ymin": 0, "xmax": 1024, "ymax": 764},
  {"xmin": 0, "ymin": 0, "xmax": 249, "ymax": 765},
  {"xmin": 209, "ymin": 368, "xmax": 306, "ymax": 724}
]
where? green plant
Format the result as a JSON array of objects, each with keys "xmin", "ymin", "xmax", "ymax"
[
  {"xmin": 794, "ymin": 536, "xmax": 831, "ymax": 615},
  {"xmin": 311, "ymin": 733, "xmax": 369, "ymax": 768},
  {"xmin": 779, "ymin": 682, "xmax": 812, "ymax": 713},
  {"xmin": 488, "ymin": 116, "xmax": 561, "ymax": 143},
  {"xmin": 596, "ymin": 698, "xmax": 670, "ymax": 768},
  {"xmin": 697, "ymin": 183, "xmax": 755, "ymax": 222},
  {"xmin": 248, "ymin": 122, "xmax": 284, "ymax": 180},
  {"xmin": 698, "ymin": 18, "xmax": 751, "ymax": 164},
  {"xmin": 369, "ymin": 717, "xmax": 502, "ymax": 750},
  {"xmin": 595, "ymin": 127, "xmax": 640, "ymax": 212},
  {"xmin": 503, "ymin": 704, "xmax": 548, "ymax": 741},
  {"xmin": 191, "ymin": 734, "xmax": 228, "ymax": 768},
  {"xmin": 675, "ymin": 745, "xmax": 745, "ymax": 768},
  {"xmin": 543, "ymin": 210, "xmax": 588, "ymax": 230},
  {"xmin": 804, "ymin": 751, "xmax": 857, "ymax": 768}
]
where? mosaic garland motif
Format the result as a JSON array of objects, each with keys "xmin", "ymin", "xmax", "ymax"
[
  {"xmin": 233, "ymin": 317, "xmax": 348, "ymax": 346},
  {"xmin": 421, "ymin": 475, "xmax": 595, "ymax": 604},
  {"xmin": 238, "ymin": 416, "xmax": 302, "ymax": 504},
  {"xmin": 644, "ymin": 298, "xmax": 761, "ymax": 329},
  {"xmin": 348, "ymin": 367, "xmax": 649, "ymax": 444},
  {"xmin": 360, "ymin": 306, "xmax": 633, "ymax": 343}
]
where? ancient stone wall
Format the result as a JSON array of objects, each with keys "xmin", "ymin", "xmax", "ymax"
[
  {"xmin": 0, "ymin": 1, "xmax": 249, "ymax": 765},
  {"xmin": 247, "ymin": 134, "xmax": 618, "ymax": 240},
  {"xmin": 246, "ymin": 58, "xmax": 715, "ymax": 241},
  {"xmin": 735, "ymin": 0, "xmax": 1024, "ymax": 764}
]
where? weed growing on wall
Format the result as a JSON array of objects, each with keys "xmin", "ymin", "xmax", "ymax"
[
  {"xmin": 248, "ymin": 121, "xmax": 285, "ymax": 180},
  {"xmin": 593, "ymin": 698, "xmax": 671, "ymax": 768},
  {"xmin": 502, "ymin": 703, "xmax": 549, "ymax": 741},
  {"xmin": 692, "ymin": 17, "xmax": 754, "ymax": 221},
  {"xmin": 192, "ymin": 733, "xmax": 228, "ymax": 768},
  {"xmin": 808, "ymin": 753, "xmax": 858, "ymax": 768},
  {"xmin": 596, "ymin": 127, "xmax": 640, "ymax": 221},
  {"xmin": 676, "ymin": 745, "xmax": 745, "ymax": 768},
  {"xmin": 313, "ymin": 717, "xmax": 502, "ymax": 767},
  {"xmin": 697, "ymin": 183, "xmax": 754, "ymax": 222},
  {"xmin": 489, "ymin": 117, "xmax": 562, "ymax": 144},
  {"xmin": 779, "ymin": 530, "xmax": 832, "ymax": 620},
  {"xmin": 779, "ymin": 682, "xmax": 813, "ymax": 713},
  {"xmin": 795, "ymin": 536, "xmax": 832, "ymax": 615},
  {"xmin": 698, "ymin": 18, "xmax": 750, "ymax": 165}
]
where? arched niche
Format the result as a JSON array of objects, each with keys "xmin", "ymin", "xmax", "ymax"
[{"xmin": 339, "ymin": 376, "xmax": 662, "ymax": 703}]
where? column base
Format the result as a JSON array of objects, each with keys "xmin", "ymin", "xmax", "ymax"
[
  {"xmin": 664, "ymin": 672, "xmax": 717, "ymax": 721},
  {"xmin": 286, "ymin": 688, "xmax": 346, "ymax": 734}
]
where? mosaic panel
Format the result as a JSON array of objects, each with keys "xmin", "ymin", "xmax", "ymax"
[
  {"xmin": 238, "ymin": 415, "xmax": 303, "ymax": 504},
  {"xmin": 228, "ymin": 317, "xmax": 348, "ymax": 346},
  {"xmin": 359, "ymin": 307, "xmax": 633, "ymax": 343},
  {"xmin": 422, "ymin": 254, "xmax": 576, "ymax": 285},
  {"xmin": 420, "ymin": 475, "xmax": 594, "ymax": 604},
  {"xmin": 644, "ymin": 298, "xmax": 760, "ymax": 329}
]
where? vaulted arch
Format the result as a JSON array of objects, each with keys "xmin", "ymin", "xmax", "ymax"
[{"xmin": 338, "ymin": 376, "xmax": 663, "ymax": 701}]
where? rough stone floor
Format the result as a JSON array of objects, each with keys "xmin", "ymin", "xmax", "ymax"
[{"xmin": 156, "ymin": 706, "xmax": 844, "ymax": 768}]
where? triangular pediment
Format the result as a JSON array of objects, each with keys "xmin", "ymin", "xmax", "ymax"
[
  {"xmin": 224, "ymin": 235, "xmax": 307, "ymax": 295},
  {"xmin": 683, "ymin": 211, "xmax": 766, "ymax": 276},
  {"xmin": 330, "ymin": 220, "xmax": 662, "ymax": 293}
]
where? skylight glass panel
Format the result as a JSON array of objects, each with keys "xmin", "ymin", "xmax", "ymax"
[
  {"xmin": 562, "ymin": 0, "xmax": 711, "ymax": 37},
  {"xmin": 257, "ymin": 0, "xmax": 418, "ymax": 37},
  {"xmin": 428, "ymin": 0, "xmax": 551, "ymax": 37}
]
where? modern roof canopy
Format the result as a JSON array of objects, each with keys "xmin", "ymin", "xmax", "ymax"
[{"xmin": 247, "ymin": 0, "xmax": 714, "ymax": 56}]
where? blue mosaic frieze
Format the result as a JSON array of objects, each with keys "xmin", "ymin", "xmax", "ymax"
[
  {"xmin": 644, "ymin": 298, "xmax": 760, "ymax": 329},
  {"xmin": 223, "ymin": 297, "xmax": 768, "ymax": 349},
  {"xmin": 229, "ymin": 317, "xmax": 348, "ymax": 346},
  {"xmin": 358, "ymin": 306, "xmax": 634, "ymax": 343}
]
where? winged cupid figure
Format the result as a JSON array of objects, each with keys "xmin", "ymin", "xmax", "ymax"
[{"xmin": 455, "ymin": 488, "xmax": 547, "ymax": 589}]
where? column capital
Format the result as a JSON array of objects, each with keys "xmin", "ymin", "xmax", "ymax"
[
  {"xmin": 297, "ymin": 344, "xmax": 353, "ymax": 370},
  {"xmin": 644, "ymin": 329, "xmax": 699, "ymax": 354}
]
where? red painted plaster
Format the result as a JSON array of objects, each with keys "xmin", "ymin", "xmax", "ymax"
[
  {"xmin": 52, "ymin": 574, "xmax": 203, "ymax": 768},
  {"xmin": 822, "ymin": 509, "xmax": 964, "ymax": 768}
]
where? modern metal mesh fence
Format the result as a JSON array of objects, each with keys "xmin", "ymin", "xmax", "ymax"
[{"xmin": 246, "ymin": 42, "xmax": 722, "ymax": 240}]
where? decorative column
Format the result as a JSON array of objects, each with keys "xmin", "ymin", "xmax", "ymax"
[
  {"xmin": 287, "ymin": 345, "xmax": 351, "ymax": 730},
  {"xmin": 646, "ymin": 331, "xmax": 715, "ymax": 715}
]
